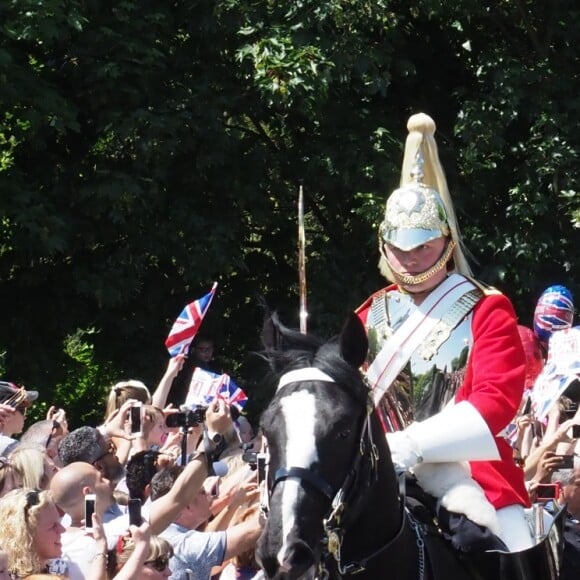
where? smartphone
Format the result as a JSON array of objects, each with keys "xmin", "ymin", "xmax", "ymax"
[
  {"xmin": 572, "ymin": 425, "xmax": 580, "ymax": 439},
  {"xmin": 535, "ymin": 484, "xmax": 559, "ymax": 501},
  {"xmin": 522, "ymin": 397, "xmax": 532, "ymax": 415},
  {"xmin": 556, "ymin": 454, "xmax": 574, "ymax": 469},
  {"xmin": 128, "ymin": 498, "xmax": 142, "ymax": 526},
  {"xmin": 84, "ymin": 494, "xmax": 96, "ymax": 529},
  {"xmin": 257, "ymin": 452, "xmax": 267, "ymax": 485},
  {"xmin": 563, "ymin": 403, "xmax": 578, "ymax": 420},
  {"xmin": 130, "ymin": 403, "xmax": 143, "ymax": 437}
]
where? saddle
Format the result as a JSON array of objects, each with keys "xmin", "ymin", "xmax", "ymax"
[{"xmin": 403, "ymin": 475, "xmax": 565, "ymax": 580}]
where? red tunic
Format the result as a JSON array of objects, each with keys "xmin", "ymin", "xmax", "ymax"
[{"xmin": 357, "ymin": 284, "xmax": 531, "ymax": 510}]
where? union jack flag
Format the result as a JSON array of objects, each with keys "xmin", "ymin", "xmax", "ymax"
[
  {"xmin": 216, "ymin": 375, "xmax": 248, "ymax": 412},
  {"xmin": 185, "ymin": 367, "xmax": 249, "ymax": 412},
  {"xmin": 165, "ymin": 282, "xmax": 218, "ymax": 357}
]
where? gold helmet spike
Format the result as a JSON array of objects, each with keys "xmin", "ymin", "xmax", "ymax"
[{"xmin": 378, "ymin": 113, "xmax": 472, "ymax": 282}]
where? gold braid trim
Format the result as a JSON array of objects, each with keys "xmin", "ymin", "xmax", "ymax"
[{"xmin": 387, "ymin": 240, "xmax": 456, "ymax": 286}]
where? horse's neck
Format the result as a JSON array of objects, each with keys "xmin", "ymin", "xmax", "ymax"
[{"xmin": 341, "ymin": 418, "xmax": 406, "ymax": 548}]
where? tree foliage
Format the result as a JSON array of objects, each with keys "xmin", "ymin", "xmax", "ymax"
[{"xmin": 0, "ymin": 0, "xmax": 578, "ymax": 427}]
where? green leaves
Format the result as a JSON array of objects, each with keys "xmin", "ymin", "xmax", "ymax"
[{"xmin": 0, "ymin": 0, "xmax": 578, "ymax": 426}]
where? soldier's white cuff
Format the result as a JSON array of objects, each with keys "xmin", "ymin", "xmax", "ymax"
[{"xmin": 409, "ymin": 401, "xmax": 500, "ymax": 463}]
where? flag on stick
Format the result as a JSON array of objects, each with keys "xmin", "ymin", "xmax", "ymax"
[
  {"xmin": 165, "ymin": 282, "xmax": 218, "ymax": 357},
  {"xmin": 185, "ymin": 367, "xmax": 248, "ymax": 412}
]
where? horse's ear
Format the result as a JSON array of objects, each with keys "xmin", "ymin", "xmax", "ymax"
[
  {"xmin": 339, "ymin": 312, "xmax": 368, "ymax": 369},
  {"xmin": 261, "ymin": 311, "xmax": 281, "ymax": 351}
]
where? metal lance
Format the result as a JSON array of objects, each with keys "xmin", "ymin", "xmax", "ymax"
[{"xmin": 298, "ymin": 186, "xmax": 308, "ymax": 334}]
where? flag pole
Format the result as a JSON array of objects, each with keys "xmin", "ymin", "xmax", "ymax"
[{"xmin": 298, "ymin": 185, "xmax": 308, "ymax": 334}]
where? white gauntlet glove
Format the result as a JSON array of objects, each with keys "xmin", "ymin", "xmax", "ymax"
[
  {"xmin": 386, "ymin": 430, "xmax": 422, "ymax": 472},
  {"xmin": 413, "ymin": 461, "xmax": 500, "ymax": 535}
]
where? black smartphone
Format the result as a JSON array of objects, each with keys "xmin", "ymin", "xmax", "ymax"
[
  {"xmin": 128, "ymin": 498, "xmax": 142, "ymax": 526},
  {"xmin": 130, "ymin": 403, "xmax": 142, "ymax": 436},
  {"xmin": 536, "ymin": 484, "xmax": 559, "ymax": 500},
  {"xmin": 572, "ymin": 425, "xmax": 580, "ymax": 439},
  {"xmin": 522, "ymin": 397, "xmax": 532, "ymax": 415},
  {"xmin": 556, "ymin": 454, "xmax": 574, "ymax": 469},
  {"xmin": 563, "ymin": 403, "xmax": 578, "ymax": 420},
  {"xmin": 85, "ymin": 494, "xmax": 96, "ymax": 529},
  {"xmin": 257, "ymin": 453, "xmax": 267, "ymax": 484}
]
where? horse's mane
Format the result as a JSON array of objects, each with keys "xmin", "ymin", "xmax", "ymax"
[{"xmin": 260, "ymin": 314, "xmax": 369, "ymax": 404}]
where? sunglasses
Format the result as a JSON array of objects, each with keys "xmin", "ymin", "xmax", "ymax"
[
  {"xmin": 93, "ymin": 440, "xmax": 117, "ymax": 464},
  {"xmin": 144, "ymin": 555, "xmax": 170, "ymax": 572},
  {"xmin": 24, "ymin": 489, "xmax": 40, "ymax": 521}
]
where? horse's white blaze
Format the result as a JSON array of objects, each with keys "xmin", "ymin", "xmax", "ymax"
[{"xmin": 276, "ymin": 389, "xmax": 318, "ymax": 566}]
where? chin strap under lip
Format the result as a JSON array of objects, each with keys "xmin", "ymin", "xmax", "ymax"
[{"xmin": 382, "ymin": 239, "xmax": 456, "ymax": 286}]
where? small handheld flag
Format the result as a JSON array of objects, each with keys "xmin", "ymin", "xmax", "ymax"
[
  {"xmin": 165, "ymin": 282, "xmax": 218, "ymax": 357},
  {"xmin": 184, "ymin": 367, "xmax": 248, "ymax": 412}
]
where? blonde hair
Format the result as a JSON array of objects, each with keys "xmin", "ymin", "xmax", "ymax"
[
  {"xmin": 0, "ymin": 488, "xmax": 54, "ymax": 577},
  {"xmin": 114, "ymin": 533, "xmax": 173, "ymax": 572},
  {"xmin": 9, "ymin": 445, "xmax": 49, "ymax": 490},
  {"xmin": 379, "ymin": 113, "xmax": 472, "ymax": 281},
  {"xmin": 104, "ymin": 380, "xmax": 151, "ymax": 420},
  {"xmin": 0, "ymin": 456, "xmax": 21, "ymax": 497}
]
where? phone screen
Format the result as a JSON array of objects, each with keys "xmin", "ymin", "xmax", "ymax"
[
  {"xmin": 128, "ymin": 498, "xmax": 143, "ymax": 526},
  {"xmin": 130, "ymin": 404, "xmax": 142, "ymax": 435},
  {"xmin": 536, "ymin": 484, "xmax": 558, "ymax": 500},
  {"xmin": 257, "ymin": 453, "xmax": 267, "ymax": 485},
  {"xmin": 556, "ymin": 454, "xmax": 574, "ymax": 469},
  {"xmin": 85, "ymin": 494, "xmax": 96, "ymax": 529}
]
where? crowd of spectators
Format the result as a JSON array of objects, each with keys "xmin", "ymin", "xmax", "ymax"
[{"xmin": 0, "ymin": 353, "xmax": 264, "ymax": 580}]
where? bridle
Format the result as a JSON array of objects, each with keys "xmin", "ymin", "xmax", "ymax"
[{"xmin": 266, "ymin": 367, "xmax": 410, "ymax": 577}]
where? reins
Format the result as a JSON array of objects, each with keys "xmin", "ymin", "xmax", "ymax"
[{"xmin": 269, "ymin": 367, "xmax": 414, "ymax": 578}]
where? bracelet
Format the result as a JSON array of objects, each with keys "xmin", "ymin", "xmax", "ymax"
[{"xmin": 93, "ymin": 552, "xmax": 108, "ymax": 563}]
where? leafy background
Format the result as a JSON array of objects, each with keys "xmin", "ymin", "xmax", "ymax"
[{"xmin": 0, "ymin": 0, "xmax": 578, "ymax": 428}]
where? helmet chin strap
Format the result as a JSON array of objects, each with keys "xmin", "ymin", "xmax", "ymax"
[{"xmin": 385, "ymin": 239, "xmax": 456, "ymax": 286}]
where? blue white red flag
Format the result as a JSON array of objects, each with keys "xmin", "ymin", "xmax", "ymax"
[
  {"xmin": 217, "ymin": 376, "xmax": 248, "ymax": 412},
  {"xmin": 184, "ymin": 367, "xmax": 248, "ymax": 412},
  {"xmin": 165, "ymin": 282, "xmax": 218, "ymax": 357}
]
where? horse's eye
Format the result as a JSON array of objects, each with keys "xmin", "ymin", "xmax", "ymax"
[{"xmin": 338, "ymin": 429, "xmax": 351, "ymax": 439}]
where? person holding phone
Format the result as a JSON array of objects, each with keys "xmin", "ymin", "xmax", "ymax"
[
  {"xmin": 0, "ymin": 381, "xmax": 39, "ymax": 455},
  {"xmin": 48, "ymin": 462, "xmax": 113, "ymax": 580},
  {"xmin": 112, "ymin": 522, "xmax": 173, "ymax": 579},
  {"xmin": 548, "ymin": 459, "xmax": 580, "ymax": 579}
]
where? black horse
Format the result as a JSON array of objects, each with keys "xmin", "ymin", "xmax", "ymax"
[{"xmin": 256, "ymin": 313, "xmax": 564, "ymax": 580}]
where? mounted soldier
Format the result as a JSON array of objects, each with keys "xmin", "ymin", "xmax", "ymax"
[{"xmin": 356, "ymin": 113, "xmax": 561, "ymax": 564}]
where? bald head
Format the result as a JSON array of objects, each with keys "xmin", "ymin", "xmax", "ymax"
[{"xmin": 49, "ymin": 462, "xmax": 102, "ymax": 515}]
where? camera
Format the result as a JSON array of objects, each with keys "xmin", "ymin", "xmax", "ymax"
[
  {"xmin": 165, "ymin": 405, "xmax": 207, "ymax": 429},
  {"xmin": 535, "ymin": 483, "xmax": 559, "ymax": 501}
]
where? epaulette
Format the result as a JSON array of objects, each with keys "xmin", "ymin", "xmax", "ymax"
[{"xmin": 464, "ymin": 275, "xmax": 502, "ymax": 297}]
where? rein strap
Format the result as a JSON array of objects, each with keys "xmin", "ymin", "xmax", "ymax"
[{"xmin": 274, "ymin": 467, "xmax": 334, "ymax": 500}]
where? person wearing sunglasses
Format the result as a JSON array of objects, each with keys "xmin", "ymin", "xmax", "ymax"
[
  {"xmin": 0, "ymin": 488, "xmax": 65, "ymax": 577},
  {"xmin": 0, "ymin": 381, "xmax": 39, "ymax": 456},
  {"xmin": 112, "ymin": 522, "xmax": 172, "ymax": 579}
]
